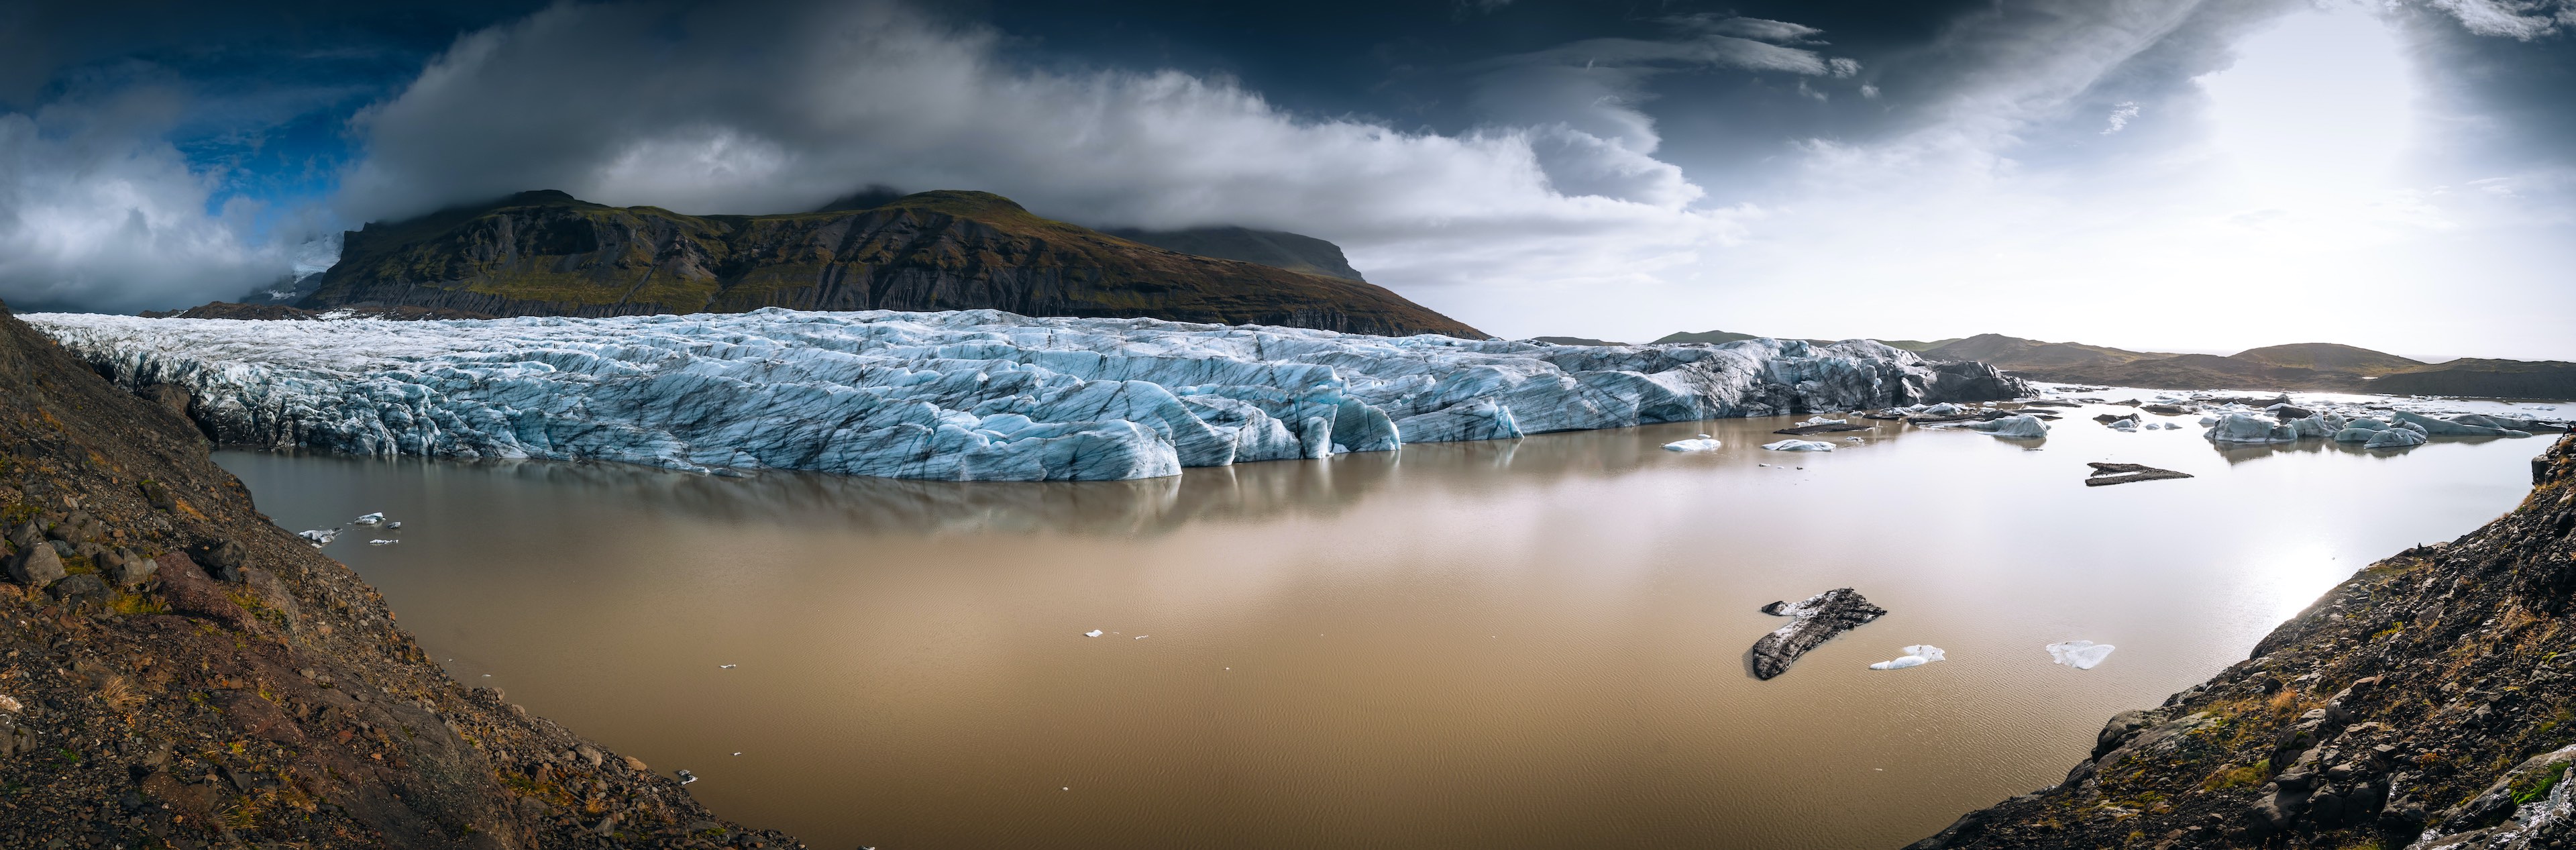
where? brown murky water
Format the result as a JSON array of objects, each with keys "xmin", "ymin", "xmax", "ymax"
[{"xmin": 216, "ymin": 407, "xmax": 2543, "ymax": 849}]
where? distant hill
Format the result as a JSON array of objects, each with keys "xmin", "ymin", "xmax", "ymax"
[
  {"xmin": 2369, "ymin": 358, "xmax": 2576, "ymax": 399},
  {"xmin": 1912, "ymin": 333, "xmax": 2576, "ymax": 400},
  {"xmin": 2229, "ymin": 342, "xmax": 2424, "ymax": 376},
  {"xmin": 1919, "ymin": 333, "xmax": 2176, "ymax": 371},
  {"xmin": 1102, "ymin": 226, "xmax": 1369, "ymax": 282},
  {"xmin": 1654, "ymin": 329, "xmax": 1762, "ymax": 345},
  {"xmin": 292, "ymin": 189, "xmax": 1481, "ymax": 337},
  {"xmin": 1872, "ymin": 338, "xmax": 1959, "ymax": 353}
]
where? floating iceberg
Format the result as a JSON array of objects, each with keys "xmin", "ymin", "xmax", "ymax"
[
  {"xmin": 1957, "ymin": 414, "xmax": 2050, "ymax": 439},
  {"xmin": 1762, "ymin": 439, "xmax": 1837, "ymax": 451},
  {"xmin": 1084, "ymin": 629, "xmax": 1103, "ymax": 637},
  {"xmin": 2204, "ymin": 413, "xmax": 2297, "ymax": 443},
  {"xmin": 1663, "ymin": 434, "xmax": 1722, "ymax": 451},
  {"xmin": 2046, "ymin": 640, "xmax": 2116, "ymax": 670},
  {"xmin": 2364, "ymin": 427, "xmax": 2428, "ymax": 449},
  {"xmin": 31, "ymin": 309, "xmax": 2023, "ymax": 482},
  {"xmin": 354, "ymin": 512, "xmax": 385, "ymax": 525},
  {"xmin": 2392, "ymin": 411, "xmax": 2529, "ymax": 438},
  {"xmin": 297, "ymin": 529, "xmax": 339, "ymax": 547},
  {"xmin": 1868, "ymin": 645, "xmax": 1947, "ymax": 670},
  {"xmin": 368, "ymin": 539, "xmax": 398, "ymax": 545}
]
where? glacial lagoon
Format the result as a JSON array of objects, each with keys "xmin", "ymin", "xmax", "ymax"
[{"xmin": 216, "ymin": 404, "xmax": 2548, "ymax": 849}]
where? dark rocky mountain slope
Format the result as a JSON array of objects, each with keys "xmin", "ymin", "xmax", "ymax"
[
  {"xmin": 297, "ymin": 190, "xmax": 1479, "ymax": 337},
  {"xmin": 0, "ymin": 299, "xmax": 794, "ymax": 848},
  {"xmin": 1914, "ymin": 433, "xmax": 2576, "ymax": 849},
  {"xmin": 1100, "ymin": 225, "xmax": 1370, "ymax": 282}
]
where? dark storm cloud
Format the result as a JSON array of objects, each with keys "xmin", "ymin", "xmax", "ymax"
[
  {"xmin": 6, "ymin": 0, "xmax": 2576, "ymax": 335},
  {"xmin": 0, "ymin": 0, "xmax": 545, "ymax": 312}
]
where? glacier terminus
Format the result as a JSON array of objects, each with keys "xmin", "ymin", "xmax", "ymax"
[{"xmin": 30, "ymin": 309, "xmax": 2026, "ymax": 481}]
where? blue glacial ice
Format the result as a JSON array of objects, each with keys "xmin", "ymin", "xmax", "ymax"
[{"xmin": 28, "ymin": 309, "xmax": 2022, "ymax": 482}]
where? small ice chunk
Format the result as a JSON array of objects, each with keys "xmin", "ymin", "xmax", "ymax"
[
  {"xmin": 386, "ymin": 521, "xmax": 402, "ymax": 529},
  {"xmin": 354, "ymin": 512, "xmax": 385, "ymax": 525},
  {"xmin": 1662, "ymin": 435, "xmax": 1722, "ymax": 451},
  {"xmin": 2363, "ymin": 427, "xmax": 2426, "ymax": 449},
  {"xmin": 1762, "ymin": 439, "xmax": 1835, "ymax": 451},
  {"xmin": 298, "ymin": 529, "xmax": 339, "ymax": 547},
  {"xmin": 1798, "ymin": 416, "xmax": 1849, "ymax": 425},
  {"xmin": 678, "ymin": 769, "xmax": 698, "ymax": 785},
  {"xmin": 1084, "ymin": 629, "xmax": 1103, "ymax": 637},
  {"xmin": 1843, "ymin": 436, "xmax": 1864, "ymax": 442},
  {"xmin": 1134, "ymin": 635, "xmax": 1149, "ymax": 639},
  {"xmin": 368, "ymin": 539, "xmax": 398, "ymax": 545},
  {"xmin": 2046, "ymin": 641, "xmax": 2116, "ymax": 670},
  {"xmin": 1868, "ymin": 645, "xmax": 1947, "ymax": 670},
  {"xmin": 719, "ymin": 664, "xmax": 737, "ymax": 669},
  {"xmin": 1960, "ymin": 415, "xmax": 2049, "ymax": 438}
]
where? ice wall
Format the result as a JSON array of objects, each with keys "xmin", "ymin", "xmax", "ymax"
[{"xmin": 30, "ymin": 309, "xmax": 2024, "ymax": 481}]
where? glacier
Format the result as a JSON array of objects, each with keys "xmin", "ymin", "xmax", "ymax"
[{"xmin": 28, "ymin": 309, "xmax": 2025, "ymax": 482}]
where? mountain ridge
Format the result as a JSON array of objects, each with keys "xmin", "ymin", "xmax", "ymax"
[{"xmin": 292, "ymin": 189, "xmax": 1481, "ymax": 337}]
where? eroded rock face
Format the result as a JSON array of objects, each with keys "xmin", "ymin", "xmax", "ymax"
[
  {"xmin": 0, "ymin": 299, "xmax": 797, "ymax": 848},
  {"xmin": 32, "ymin": 310, "xmax": 2029, "ymax": 482},
  {"xmin": 1750, "ymin": 588, "xmax": 1887, "ymax": 680},
  {"xmin": 1912, "ymin": 433, "xmax": 2576, "ymax": 850}
]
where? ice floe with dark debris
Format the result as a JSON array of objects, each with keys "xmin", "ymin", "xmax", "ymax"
[
  {"xmin": 1762, "ymin": 439, "xmax": 1836, "ymax": 451},
  {"xmin": 1662, "ymin": 435, "xmax": 1722, "ymax": 451}
]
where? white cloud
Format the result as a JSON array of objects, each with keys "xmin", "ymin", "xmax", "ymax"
[
  {"xmin": 2424, "ymin": 0, "xmax": 2576, "ymax": 38},
  {"xmin": 0, "ymin": 93, "xmax": 301, "ymax": 312},
  {"xmin": 1563, "ymin": 0, "xmax": 2576, "ymax": 359},
  {"xmin": 2100, "ymin": 101, "xmax": 2141, "ymax": 133}
]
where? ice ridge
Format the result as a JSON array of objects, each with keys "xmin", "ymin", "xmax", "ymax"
[{"xmin": 30, "ymin": 309, "xmax": 2023, "ymax": 482}]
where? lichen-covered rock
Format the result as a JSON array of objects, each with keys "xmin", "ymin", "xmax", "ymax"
[{"xmin": 31, "ymin": 309, "xmax": 2027, "ymax": 482}]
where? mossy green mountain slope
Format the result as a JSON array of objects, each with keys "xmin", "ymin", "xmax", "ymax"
[{"xmin": 301, "ymin": 190, "xmax": 1481, "ymax": 337}]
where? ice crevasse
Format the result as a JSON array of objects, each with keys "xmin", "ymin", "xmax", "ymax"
[{"xmin": 30, "ymin": 309, "xmax": 2024, "ymax": 482}]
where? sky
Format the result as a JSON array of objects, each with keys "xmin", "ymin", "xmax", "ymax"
[{"xmin": 3, "ymin": 0, "xmax": 2573, "ymax": 358}]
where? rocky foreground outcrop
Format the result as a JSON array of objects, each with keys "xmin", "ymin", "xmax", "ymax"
[
  {"xmin": 1912, "ymin": 433, "xmax": 2576, "ymax": 849},
  {"xmin": 294, "ymin": 189, "xmax": 1481, "ymax": 338},
  {"xmin": 0, "ymin": 300, "xmax": 796, "ymax": 848}
]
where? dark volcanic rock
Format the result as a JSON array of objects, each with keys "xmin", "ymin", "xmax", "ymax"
[
  {"xmin": 2084, "ymin": 462, "xmax": 2195, "ymax": 486},
  {"xmin": 1774, "ymin": 423, "xmax": 1874, "ymax": 435},
  {"xmin": 1750, "ymin": 588, "xmax": 1887, "ymax": 680}
]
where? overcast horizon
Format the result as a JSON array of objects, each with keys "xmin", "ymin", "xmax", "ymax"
[{"xmin": 4, "ymin": 0, "xmax": 2573, "ymax": 358}]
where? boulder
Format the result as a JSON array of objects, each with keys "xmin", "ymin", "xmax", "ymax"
[{"xmin": 7, "ymin": 544, "xmax": 64, "ymax": 588}]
